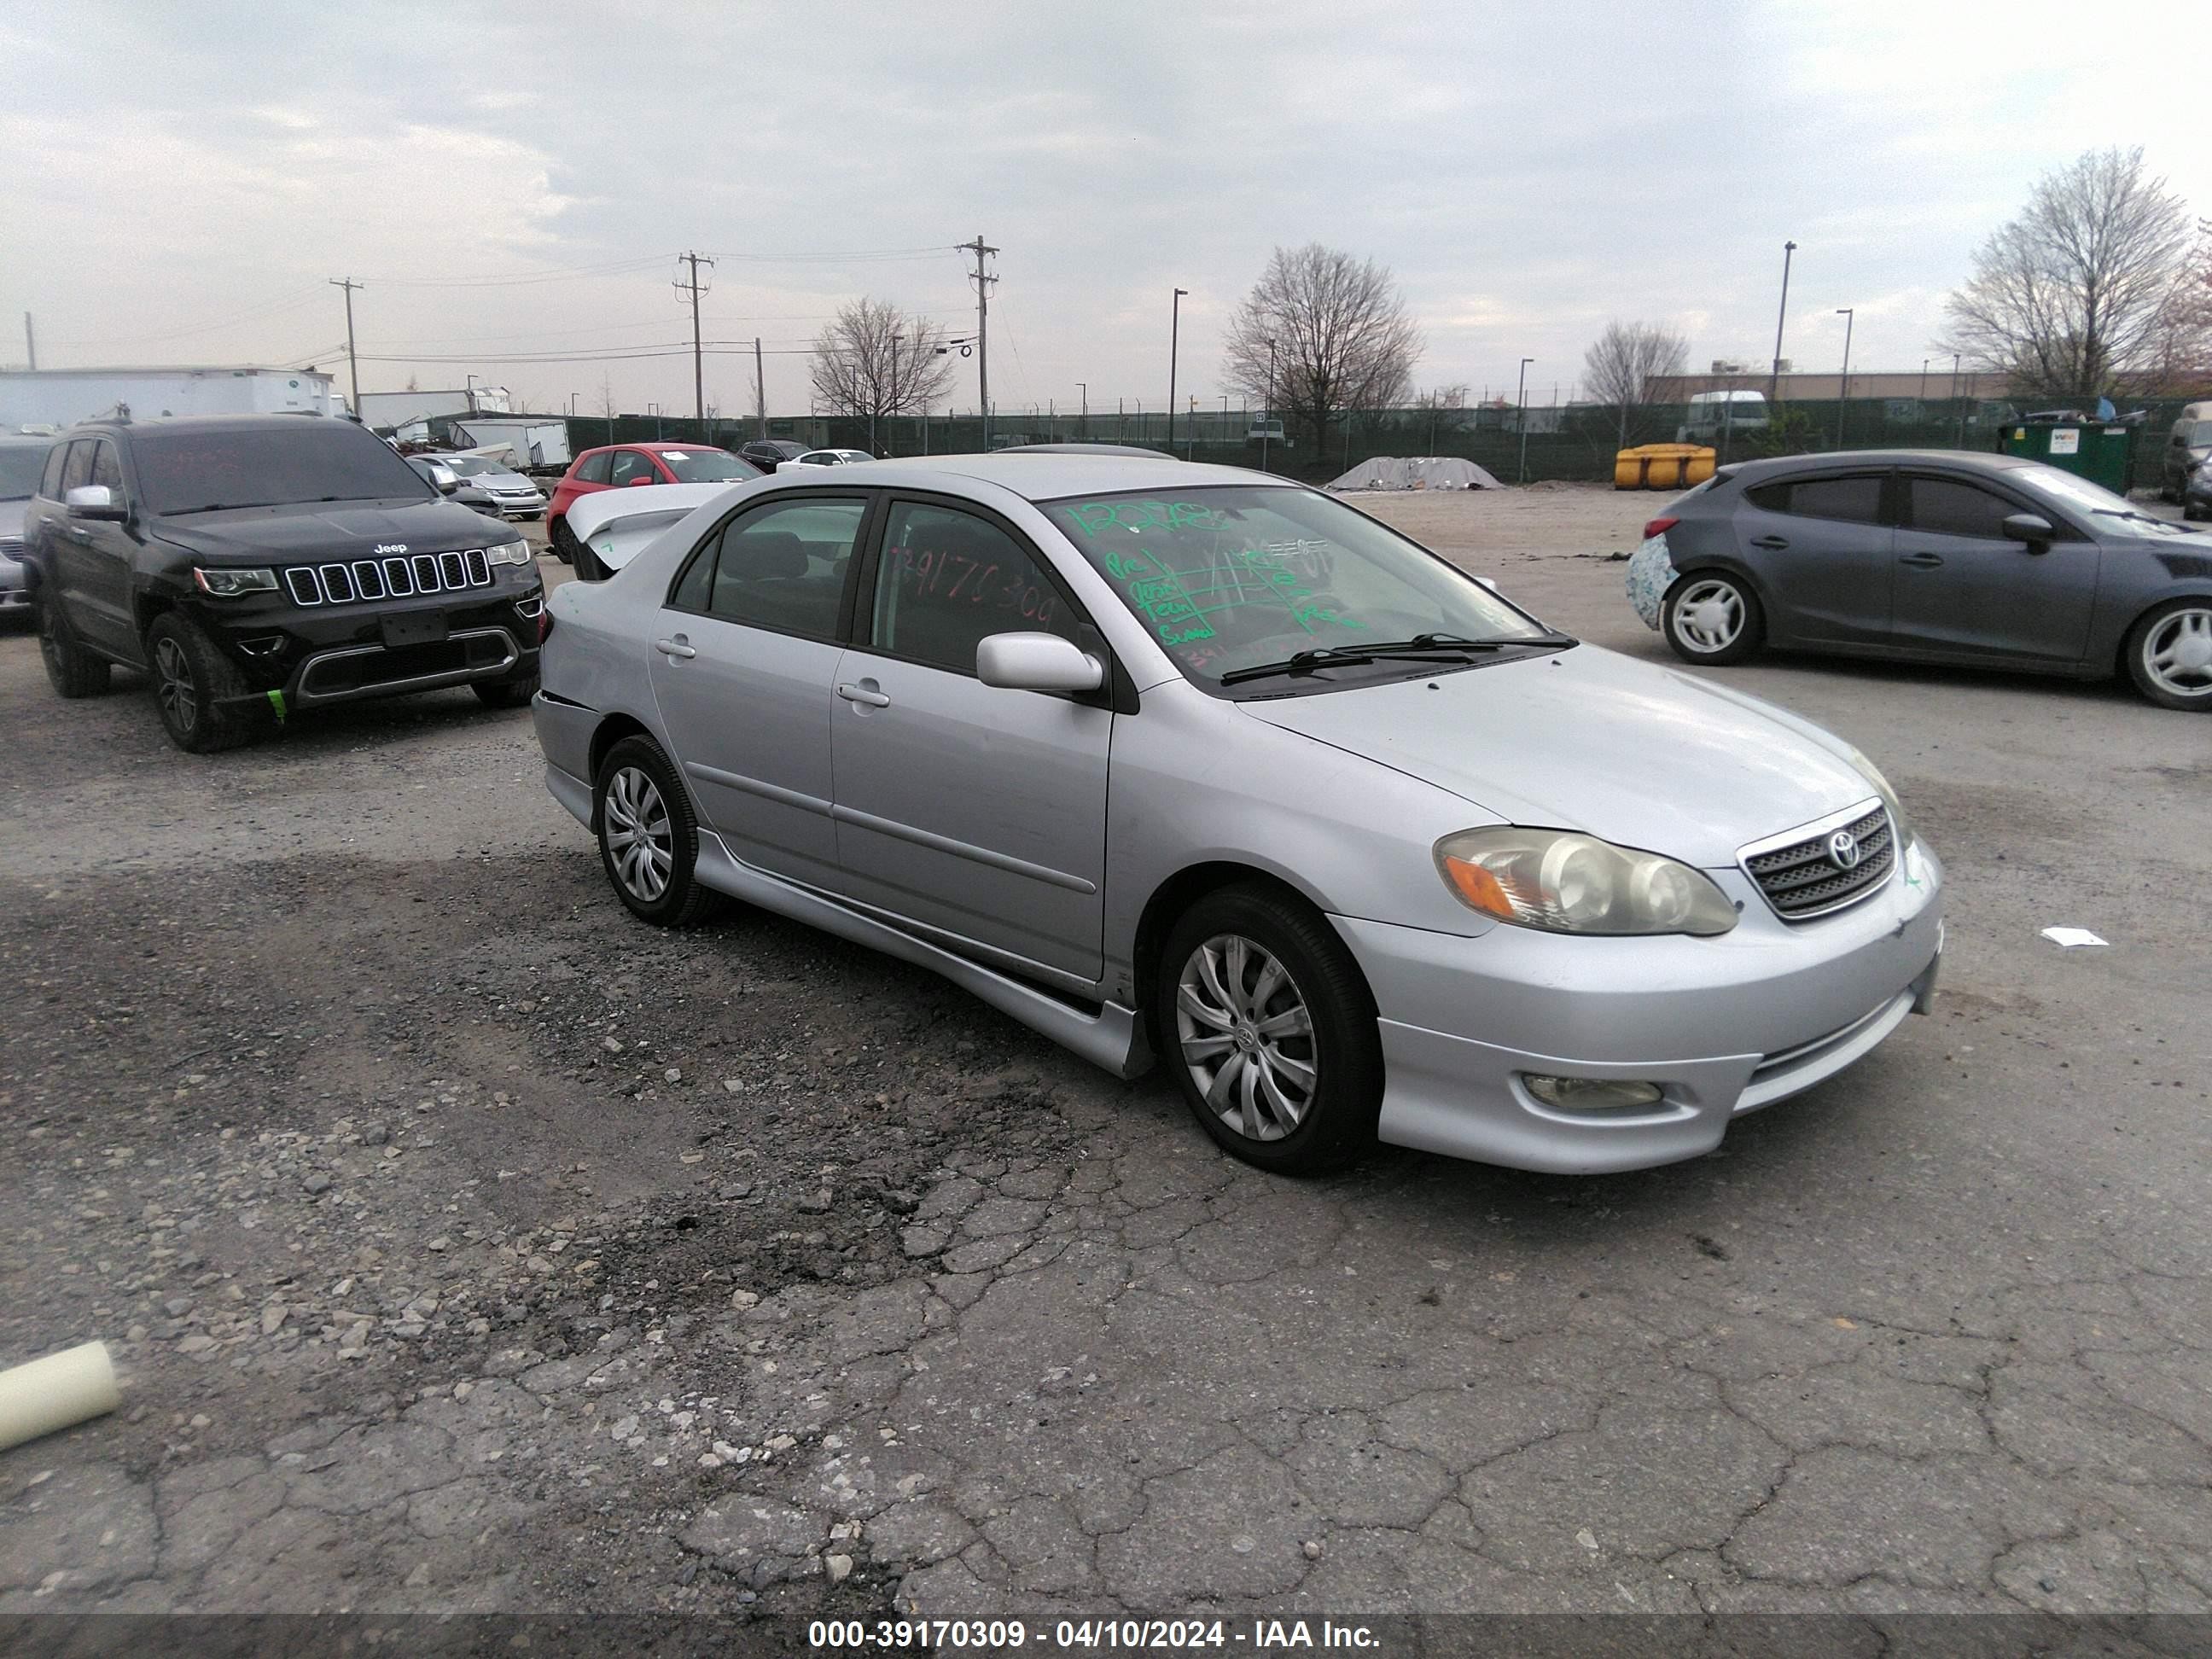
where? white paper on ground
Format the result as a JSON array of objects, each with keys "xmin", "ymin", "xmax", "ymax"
[{"xmin": 2040, "ymin": 927, "xmax": 2109, "ymax": 948}]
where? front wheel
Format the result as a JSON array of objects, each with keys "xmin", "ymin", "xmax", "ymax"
[
  {"xmin": 593, "ymin": 736, "xmax": 720, "ymax": 924},
  {"xmin": 548, "ymin": 516, "xmax": 579, "ymax": 567},
  {"xmin": 147, "ymin": 614, "xmax": 259, "ymax": 752},
  {"xmin": 2124, "ymin": 600, "xmax": 2212, "ymax": 711},
  {"xmin": 1662, "ymin": 570, "xmax": 1766, "ymax": 666},
  {"xmin": 1155, "ymin": 884, "xmax": 1382, "ymax": 1175}
]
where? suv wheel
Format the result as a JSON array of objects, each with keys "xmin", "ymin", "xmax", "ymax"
[
  {"xmin": 1155, "ymin": 883, "xmax": 1382, "ymax": 1175},
  {"xmin": 1662, "ymin": 571, "xmax": 1766, "ymax": 666},
  {"xmin": 38, "ymin": 596, "xmax": 113, "ymax": 698},
  {"xmin": 146, "ymin": 614, "xmax": 259, "ymax": 752},
  {"xmin": 593, "ymin": 736, "xmax": 720, "ymax": 925}
]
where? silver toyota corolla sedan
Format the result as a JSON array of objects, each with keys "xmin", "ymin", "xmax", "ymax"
[{"xmin": 533, "ymin": 456, "xmax": 1942, "ymax": 1176}]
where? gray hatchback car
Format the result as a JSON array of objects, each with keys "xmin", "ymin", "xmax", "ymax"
[
  {"xmin": 535, "ymin": 456, "xmax": 1943, "ymax": 1178},
  {"xmin": 1626, "ymin": 450, "xmax": 2212, "ymax": 710}
]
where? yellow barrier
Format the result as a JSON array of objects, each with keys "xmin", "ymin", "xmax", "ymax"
[{"xmin": 1614, "ymin": 443, "xmax": 1717, "ymax": 490}]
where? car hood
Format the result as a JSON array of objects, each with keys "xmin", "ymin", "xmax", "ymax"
[
  {"xmin": 149, "ymin": 498, "xmax": 507, "ymax": 562},
  {"xmin": 1238, "ymin": 643, "xmax": 1877, "ymax": 868}
]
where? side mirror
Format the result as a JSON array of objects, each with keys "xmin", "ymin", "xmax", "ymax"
[
  {"xmin": 2002, "ymin": 512, "xmax": 2055, "ymax": 550},
  {"xmin": 430, "ymin": 468, "xmax": 460, "ymax": 495},
  {"xmin": 626, "ymin": 474, "xmax": 655, "ymax": 487},
  {"xmin": 65, "ymin": 484, "xmax": 127, "ymax": 521},
  {"xmin": 976, "ymin": 632, "xmax": 1103, "ymax": 694}
]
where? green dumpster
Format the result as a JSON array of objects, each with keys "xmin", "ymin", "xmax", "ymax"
[{"xmin": 1999, "ymin": 421, "xmax": 2135, "ymax": 494}]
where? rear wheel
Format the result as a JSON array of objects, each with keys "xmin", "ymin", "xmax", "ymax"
[
  {"xmin": 1662, "ymin": 570, "xmax": 1766, "ymax": 666},
  {"xmin": 593, "ymin": 736, "xmax": 720, "ymax": 924},
  {"xmin": 146, "ymin": 614, "xmax": 259, "ymax": 752},
  {"xmin": 2124, "ymin": 600, "xmax": 2212, "ymax": 711},
  {"xmin": 38, "ymin": 595, "xmax": 112, "ymax": 698},
  {"xmin": 1155, "ymin": 884, "xmax": 1382, "ymax": 1175}
]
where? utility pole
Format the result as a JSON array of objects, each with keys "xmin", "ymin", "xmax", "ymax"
[
  {"xmin": 1516, "ymin": 357, "xmax": 1534, "ymax": 484},
  {"xmin": 962, "ymin": 234, "xmax": 998, "ymax": 446},
  {"xmin": 1077, "ymin": 382, "xmax": 1086, "ymax": 438},
  {"xmin": 754, "ymin": 338, "xmax": 766, "ymax": 437},
  {"xmin": 23, "ymin": 312, "xmax": 34, "ymax": 371},
  {"xmin": 1767, "ymin": 241, "xmax": 1796, "ymax": 401},
  {"xmin": 674, "ymin": 252, "xmax": 713, "ymax": 422},
  {"xmin": 329, "ymin": 278, "xmax": 364, "ymax": 412},
  {"xmin": 1167, "ymin": 288, "xmax": 1188, "ymax": 452}
]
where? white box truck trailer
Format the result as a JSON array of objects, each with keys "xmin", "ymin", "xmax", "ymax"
[{"xmin": 0, "ymin": 367, "xmax": 343, "ymax": 431}]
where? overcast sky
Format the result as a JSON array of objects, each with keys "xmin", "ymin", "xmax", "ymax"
[{"xmin": 5, "ymin": 3, "xmax": 2207, "ymax": 423}]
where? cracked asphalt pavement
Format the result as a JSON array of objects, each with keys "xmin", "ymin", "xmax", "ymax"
[{"xmin": 3, "ymin": 487, "xmax": 2209, "ymax": 1621}]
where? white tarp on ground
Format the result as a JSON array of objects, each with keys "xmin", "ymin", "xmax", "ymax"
[{"xmin": 1327, "ymin": 455, "xmax": 1502, "ymax": 492}]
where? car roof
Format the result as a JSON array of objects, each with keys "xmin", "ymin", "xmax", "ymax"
[
  {"xmin": 59, "ymin": 413, "xmax": 359, "ymax": 440},
  {"xmin": 815, "ymin": 452, "xmax": 1295, "ymax": 503},
  {"xmin": 1726, "ymin": 448, "xmax": 2037, "ymax": 480}
]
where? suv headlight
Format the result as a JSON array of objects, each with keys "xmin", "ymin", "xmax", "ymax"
[
  {"xmin": 486, "ymin": 538, "xmax": 533, "ymax": 568},
  {"xmin": 192, "ymin": 567, "xmax": 278, "ymax": 597},
  {"xmin": 1435, "ymin": 828, "xmax": 1738, "ymax": 936},
  {"xmin": 1840, "ymin": 745, "xmax": 1912, "ymax": 849}
]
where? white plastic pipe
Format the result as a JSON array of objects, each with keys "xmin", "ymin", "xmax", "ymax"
[{"xmin": 0, "ymin": 1342, "xmax": 120, "ymax": 1452}]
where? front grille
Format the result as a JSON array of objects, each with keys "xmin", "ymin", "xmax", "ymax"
[
  {"xmin": 1741, "ymin": 803, "xmax": 1894, "ymax": 920},
  {"xmin": 279, "ymin": 551, "xmax": 494, "ymax": 607}
]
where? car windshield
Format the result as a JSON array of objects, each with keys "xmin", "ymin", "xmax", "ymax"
[
  {"xmin": 1043, "ymin": 486, "xmax": 1553, "ymax": 690},
  {"xmin": 133, "ymin": 424, "xmax": 434, "ymax": 514},
  {"xmin": 657, "ymin": 450, "xmax": 758, "ymax": 482},
  {"xmin": 2014, "ymin": 463, "xmax": 2193, "ymax": 533},
  {"xmin": 0, "ymin": 445, "xmax": 48, "ymax": 499}
]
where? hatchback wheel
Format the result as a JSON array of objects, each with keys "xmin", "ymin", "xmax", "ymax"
[
  {"xmin": 38, "ymin": 597, "xmax": 112, "ymax": 698},
  {"xmin": 146, "ymin": 614, "xmax": 258, "ymax": 752},
  {"xmin": 1662, "ymin": 571, "xmax": 1765, "ymax": 666},
  {"xmin": 548, "ymin": 516, "xmax": 579, "ymax": 568},
  {"xmin": 2125, "ymin": 600, "xmax": 2212, "ymax": 710},
  {"xmin": 1155, "ymin": 884, "xmax": 1382, "ymax": 1175},
  {"xmin": 594, "ymin": 736, "xmax": 719, "ymax": 924}
]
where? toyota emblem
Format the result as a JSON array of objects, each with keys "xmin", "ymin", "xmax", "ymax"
[{"xmin": 1827, "ymin": 830, "xmax": 1862, "ymax": 870}]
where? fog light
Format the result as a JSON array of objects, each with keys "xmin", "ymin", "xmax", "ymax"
[{"xmin": 1522, "ymin": 1074, "xmax": 1665, "ymax": 1111}]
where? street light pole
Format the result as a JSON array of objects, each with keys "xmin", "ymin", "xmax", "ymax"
[
  {"xmin": 1261, "ymin": 337, "xmax": 1278, "ymax": 474},
  {"xmin": 1167, "ymin": 288, "xmax": 1188, "ymax": 454},
  {"xmin": 1952, "ymin": 353, "xmax": 1965, "ymax": 448},
  {"xmin": 1834, "ymin": 309, "xmax": 1854, "ymax": 448},
  {"xmin": 1516, "ymin": 357, "xmax": 1534, "ymax": 484},
  {"xmin": 1768, "ymin": 240, "xmax": 1797, "ymax": 401},
  {"xmin": 1076, "ymin": 382, "xmax": 1086, "ymax": 439}
]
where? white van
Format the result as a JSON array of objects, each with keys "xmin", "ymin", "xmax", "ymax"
[{"xmin": 1677, "ymin": 389, "xmax": 1770, "ymax": 443}]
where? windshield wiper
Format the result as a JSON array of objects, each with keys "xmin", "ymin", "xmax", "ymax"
[{"xmin": 1216, "ymin": 634, "xmax": 1549, "ymax": 687}]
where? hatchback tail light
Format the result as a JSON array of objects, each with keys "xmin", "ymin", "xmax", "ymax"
[
  {"xmin": 1643, "ymin": 516, "xmax": 1679, "ymax": 540},
  {"xmin": 538, "ymin": 605, "xmax": 554, "ymax": 645}
]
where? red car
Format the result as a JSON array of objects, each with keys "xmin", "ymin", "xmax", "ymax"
[{"xmin": 547, "ymin": 442, "xmax": 760, "ymax": 573}]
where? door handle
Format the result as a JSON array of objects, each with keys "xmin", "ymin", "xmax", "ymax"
[
  {"xmin": 653, "ymin": 637, "xmax": 696, "ymax": 659},
  {"xmin": 836, "ymin": 682, "xmax": 892, "ymax": 707},
  {"xmin": 1899, "ymin": 552, "xmax": 1944, "ymax": 569},
  {"xmin": 1750, "ymin": 534, "xmax": 1789, "ymax": 550},
  {"xmin": 67, "ymin": 527, "xmax": 91, "ymax": 543}
]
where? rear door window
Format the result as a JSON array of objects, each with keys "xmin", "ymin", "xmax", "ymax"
[
  {"xmin": 1743, "ymin": 474, "xmax": 1886, "ymax": 524},
  {"xmin": 1906, "ymin": 475, "xmax": 2022, "ymax": 540},
  {"xmin": 671, "ymin": 495, "xmax": 868, "ymax": 639}
]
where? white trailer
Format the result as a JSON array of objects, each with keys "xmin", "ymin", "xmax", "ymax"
[
  {"xmin": 0, "ymin": 366, "xmax": 342, "ymax": 431},
  {"xmin": 451, "ymin": 416, "xmax": 570, "ymax": 472},
  {"xmin": 355, "ymin": 386, "xmax": 512, "ymax": 429}
]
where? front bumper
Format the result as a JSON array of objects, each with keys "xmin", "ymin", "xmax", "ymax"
[
  {"xmin": 1342, "ymin": 839, "xmax": 1944, "ymax": 1173},
  {"xmin": 192, "ymin": 573, "xmax": 544, "ymax": 707}
]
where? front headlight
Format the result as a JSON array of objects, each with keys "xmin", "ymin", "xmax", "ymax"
[
  {"xmin": 1841, "ymin": 745, "xmax": 1912, "ymax": 849},
  {"xmin": 486, "ymin": 539, "xmax": 533, "ymax": 568},
  {"xmin": 193, "ymin": 567, "xmax": 278, "ymax": 597},
  {"xmin": 1435, "ymin": 828, "xmax": 1738, "ymax": 936}
]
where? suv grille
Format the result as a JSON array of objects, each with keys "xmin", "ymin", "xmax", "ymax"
[
  {"xmin": 1741, "ymin": 803, "xmax": 1894, "ymax": 920},
  {"xmin": 282, "ymin": 552, "xmax": 494, "ymax": 607}
]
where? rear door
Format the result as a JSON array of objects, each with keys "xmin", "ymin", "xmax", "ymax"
[
  {"xmin": 1732, "ymin": 470, "xmax": 1895, "ymax": 646},
  {"xmin": 1889, "ymin": 470, "xmax": 2100, "ymax": 665},
  {"xmin": 828, "ymin": 496, "xmax": 1111, "ymax": 986},
  {"xmin": 646, "ymin": 492, "xmax": 872, "ymax": 891}
]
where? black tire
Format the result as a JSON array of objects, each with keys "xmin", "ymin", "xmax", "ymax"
[
  {"xmin": 548, "ymin": 516, "xmax": 578, "ymax": 566},
  {"xmin": 146, "ymin": 613, "xmax": 259, "ymax": 753},
  {"xmin": 1661, "ymin": 569, "xmax": 1767, "ymax": 666},
  {"xmin": 472, "ymin": 671, "xmax": 540, "ymax": 709},
  {"xmin": 2122, "ymin": 599, "xmax": 2212, "ymax": 712},
  {"xmin": 555, "ymin": 516, "xmax": 608, "ymax": 579},
  {"xmin": 38, "ymin": 594, "xmax": 112, "ymax": 698},
  {"xmin": 593, "ymin": 736, "xmax": 720, "ymax": 925},
  {"xmin": 1154, "ymin": 883, "xmax": 1382, "ymax": 1175}
]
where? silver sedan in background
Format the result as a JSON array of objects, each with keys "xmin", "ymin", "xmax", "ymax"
[
  {"xmin": 0, "ymin": 434, "xmax": 52, "ymax": 618},
  {"xmin": 533, "ymin": 456, "xmax": 1941, "ymax": 1176}
]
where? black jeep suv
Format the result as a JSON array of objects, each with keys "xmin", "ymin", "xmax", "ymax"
[{"xmin": 22, "ymin": 414, "xmax": 544, "ymax": 752}]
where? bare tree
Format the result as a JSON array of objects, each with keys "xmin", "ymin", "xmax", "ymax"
[
  {"xmin": 1940, "ymin": 147, "xmax": 2209, "ymax": 399},
  {"xmin": 1222, "ymin": 245, "xmax": 1422, "ymax": 458},
  {"xmin": 808, "ymin": 298, "xmax": 956, "ymax": 446},
  {"xmin": 1582, "ymin": 321, "xmax": 1689, "ymax": 446}
]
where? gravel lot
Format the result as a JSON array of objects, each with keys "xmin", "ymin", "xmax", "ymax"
[{"xmin": 3, "ymin": 482, "xmax": 2209, "ymax": 1624}]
